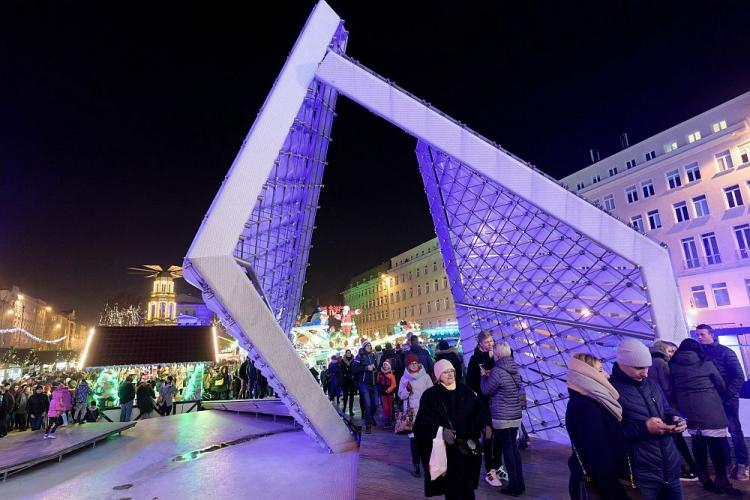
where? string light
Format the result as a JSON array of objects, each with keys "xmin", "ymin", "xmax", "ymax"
[{"xmin": 0, "ymin": 327, "xmax": 67, "ymax": 344}]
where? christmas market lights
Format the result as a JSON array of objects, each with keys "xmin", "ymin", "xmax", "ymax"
[{"xmin": 0, "ymin": 327, "xmax": 67, "ymax": 344}]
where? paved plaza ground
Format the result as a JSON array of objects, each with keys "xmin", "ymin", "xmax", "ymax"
[{"xmin": 2, "ymin": 406, "xmax": 750, "ymax": 499}]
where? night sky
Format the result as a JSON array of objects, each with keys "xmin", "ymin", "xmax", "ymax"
[{"xmin": 1, "ymin": 1, "xmax": 749, "ymax": 324}]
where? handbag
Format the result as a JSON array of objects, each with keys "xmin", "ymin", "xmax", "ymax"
[
  {"xmin": 394, "ymin": 397, "xmax": 414, "ymax": 434},
  {"xmin": 442, "ymin": 402, "xmax": 481, "ymax": 456},
  {"xmin": 572, "ymin": 445, "xmax": 641, "ymax": 500},
  {"xmin": 429, "ymin": 426, "xmax": 448, "ymax": 480}
]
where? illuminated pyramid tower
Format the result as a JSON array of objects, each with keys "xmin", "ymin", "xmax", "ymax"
[{"xmin": 131, "ymin": 265, "xmax": 183, "ymax": 326}]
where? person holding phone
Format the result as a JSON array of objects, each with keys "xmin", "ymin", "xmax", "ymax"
[
  {"xmin": 670, "ymin": 338, "xmax": 741, "ymax": 495},
  {"xmin": 610, "ymin": 339, "xmax": 686, "ymax": 500}
]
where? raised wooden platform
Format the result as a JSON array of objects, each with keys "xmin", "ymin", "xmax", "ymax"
[
  {"xmin": 0, "ymin": 421, "xmax": 136, "ymax": 481},
  {"xmin": 201, "ymin": 398, "xmax": 292, "ymax": 417}
]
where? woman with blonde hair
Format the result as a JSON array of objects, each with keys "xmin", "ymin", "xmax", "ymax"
[{"xmin": 566, "ymin": 353, "xmax": 630, "ymax": 499}]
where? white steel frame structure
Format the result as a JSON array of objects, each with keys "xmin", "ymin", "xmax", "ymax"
[{"xmin": 184, "ymin": 1, "xmax": 688, "ymax": 450}]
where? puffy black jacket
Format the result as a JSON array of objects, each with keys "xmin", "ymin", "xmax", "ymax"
[
  {"xmin": 703, "ymin": 342, "xmax": 745, "ymax": 400},
  {"xmin": 610, "ymin": 363, "xmax": 681, "ymax": 487},
  {"xmin": 352, "ymin": 348, "xmax": 378, "ymax": 386},
  {"xmin": 670, "ymin": 350, "xmax": 727, "ymax": 430},
  {"xmin": 480, "ymin": 356, "xmax": 523, "ymax": 423},
  {"xmin": 566, "ymin": 390, "xmax": 629, "ymax": 500}
]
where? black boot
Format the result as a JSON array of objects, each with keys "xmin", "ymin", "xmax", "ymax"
[
  {"xmin": 412, "ymin": 463, "xmax": 421, "ymax": 478},
  {"xmin": 715, "ymin": 476, "xmax": 743, "ymax": 496},
  {"xmin": 698, "ymin": 471, "xmax": 720, "ymax": 493}
]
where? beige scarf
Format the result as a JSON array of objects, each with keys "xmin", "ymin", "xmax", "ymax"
[{"xmin": 567, "ymin": 358, "xmax": 623, "ymax": 421}]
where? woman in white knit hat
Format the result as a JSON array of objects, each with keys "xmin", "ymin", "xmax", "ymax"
[{"xmin": 413, "ymin": 358, "xmax": 486, "ymax": 499}]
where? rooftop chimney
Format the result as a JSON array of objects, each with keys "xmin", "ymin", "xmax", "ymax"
[
  {"xmin": 589, "ymin": 149, "xmax": 600, "ymax": 164},
  {"xmin": 620, "ymin": 132, "xmax": 629, "ymax": 150}
]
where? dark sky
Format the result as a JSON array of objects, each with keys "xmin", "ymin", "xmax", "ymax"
[{"xmin": 1, "ymin": 1, "xmax": 749, "ymax": 324}]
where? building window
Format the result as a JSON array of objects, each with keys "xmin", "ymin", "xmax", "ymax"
[
  {"xmin": 712, "ymin": 120, "xmax": 727, "ymax": 133},
  {"xmin": 626, "ymin": 159, "xmax": 637, "ymax": 169},
  {"xmin": 416, "ymin": 268, "xmax": 420, "ymax": 277},
  {"xmin": 645, "ymin": 151, "xmax": 656, "ymax": 161},
  {"xmin": 409, "ymin": 288, "xmax": 413, "ymax": 298},
  {"xmin": 666, "ymin": 169, "xmax": 682, "ymax": 190},
  {"xmin": 426, "ymin": 302, "xmax": 431, "ymax": 313},
  {"xmin": 712, "ymin": 282, "xmax": 731, "ymax": 306},
  {"xmin": 434, "ymin": 280, "xmax": 438, "ymax": 292},
  {"xmin": 600, "ymin": 194, "xmax": 614, "ymax": 211},
  {"xmin": 630, "ymin": 215, "xmax": 645, "ymax": 233},
  {"xmin": 647, "ymin": 209, "xmax": 662, "ymax": 230},
  {"xmin": 609, "ymin": 167, "xmax": 618, "ymax": 177},
  {"xmin": 701, "ymin": 232, "xmax": 721, "ymax": 265},
  {"xmin": 424, "ymin": 265, "xmax": 428, "ymax": 275},
  {"xmin": 419, "ymin": 304, "xmax": 422, "ymax": 315},
  {"xmin": 626, "ymin": 186, "xmax": 639, "ymax": 204},
  {"xmin": 664, "ymin": 141, "xmax": 678, "ymax": 153},
  {"xmin": 735, "ymin": 224, "xmax": 750, "ymax": 259},
  {"xmin": 436, "ymin": 300, "xmax": 441, "ymax": 311},
  {"xmin": 685, "ymin": 162, "xmax": 701, "ymax": 183},
  {"xmin": 691, "ymin": 285, "xmax": 709, "ymax": 308},
  {"xmin": 417, "ymin": 285, "xmax": 421, "ymax": 296},
  {"xmin": 692, "ymin": 195, "xmax": 710, "ymax": 217},
  {"xmin": 433, "ymin": 261, "xmax": 437, "ymax": 272},
  {"xmin": 576, "ymin": 182, "xmax": 585, "ymax": 190},
  {"xmin": 688, "ymin": 131, "xmax": 702, "ymax": 143},
  {"xmin": 425, "ymin": 282, "xmax": 430, "ymax": 294},
  {"xmin": 592, "ymin": 175, "xmax": 601, "ymax": 184},
  {"xmin": 738, "ymin": 143, "xmax": 750, "ymax": 165},
  {"xmin": 641, "ymin": 180, "xmax": 655, "ymax": 198},
  {"xmin": 674, "ymin": 201, "xmax": 690, "ymax": 223},
  {"xmin": 408, "ymin": 271, "xmax": 412, "ymax": 280},
  {"xmin": 715, "ymin": 150, "xmax": 734, "ymax": 172},
  {"xmin": 682, "ymin": 237, "xmax": 700, "ymax": 269},
  {"xmin": 411, "ymin": 305, "xmax": 414, "ymax": 316},
  {"xmin": 746, "ymin": 278, "xmax": 750, "ymax": 302},
  {"xmin": 724, "ymin": 185, "xmax": 744, "ymax": 208},
  {"xmin": 442, "ymin": 277, "xmax": 448, "ymax": 289}
]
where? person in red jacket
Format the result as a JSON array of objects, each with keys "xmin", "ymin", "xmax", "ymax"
[{"xmin": 377, "ymin": 361, "xmax": 397, "ymax": 429}]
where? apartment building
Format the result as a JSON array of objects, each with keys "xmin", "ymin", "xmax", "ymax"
[
  {"xmin": 342, "ymin": 238, "xmax": 456, "ymax": 339},
  {"xmin": 561, "ymin": 91, "xmax": 750, "ymax": 333}
]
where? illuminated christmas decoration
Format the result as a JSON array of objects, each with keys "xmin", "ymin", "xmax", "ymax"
[
  {"xmin": 99, "ymin": 303, "xmax": 144, "ymax": 327},
  {"xmin": 130, "ymin": 265, "xmax": 182, "ymax": 326},
  {"xmin": 0, "ymin": 327, "xmax": 67, "ymax": 344}
]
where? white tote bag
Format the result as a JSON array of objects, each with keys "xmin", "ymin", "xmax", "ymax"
[{"xmin": 429, "ymin": 425, "xmax": 448, "ymax": 480}]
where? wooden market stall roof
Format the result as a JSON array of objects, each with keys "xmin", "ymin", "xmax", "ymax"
[{"xmin": 83, "ymin": 326, "xmax": 216, "ymax": 368}]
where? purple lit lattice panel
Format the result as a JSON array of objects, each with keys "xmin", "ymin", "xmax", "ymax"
[
  {"xmin": 417, "ymin": 141, "xmax": 655, "ymax": 437},
  {"xmin": 233, "ymin": 30, "xmax": 347, "ymax": 338}
]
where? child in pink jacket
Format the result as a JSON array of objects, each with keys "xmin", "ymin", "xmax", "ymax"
[{"xmin": 44, "ymin": 384, "xmax": 71, "ymax": 439}]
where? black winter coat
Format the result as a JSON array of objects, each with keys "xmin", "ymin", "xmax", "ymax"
[
  {"xmin": 435, "ymin": 348, "xmax": 464, "ymax": 382},
  {"xmin": 328, "ymin": 361, "xmax": 343, "ymax": 388},
  {"xmin": 466, "ymin": 347, "xmax": 494, "ymax": 406},
  {"xmin": 352, "ymin": 348, "xmax": 378, "ymax": 386},
  {"xmin": 566, "ymin": 390, "xmax": 630, "ymax": 500},
  {"xmin": 27, "ymin": 392, "xmax": 50, "ymax": 416},
  {"xmin": 703, "ymin": 342, "xmax": 745, "ymax": 400},
  {"xmin": 413, "ymin": 383, "xmax": 485, "ymax": 497},
  {"xmin": 670, "ymin": 350, "xmax": 727, "ymax": 430},
  {"xmin": 118, "ymin": 381, "xmax": 135, "ymax": 404},
  {"xmin": 649, "ymin": 352, "xmax": 672, "ymax": 404},
  {"xmin": 610, "ymin": 363, "xmax": 681, "ymax": 487}
]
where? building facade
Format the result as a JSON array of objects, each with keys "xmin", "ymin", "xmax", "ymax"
[
  {"xmin": 561, "ymin": 91, "xmax": 750, "ymax": 332},
  {"xmin": 0, "ymin": 286, "xmax": 90, "ymax": 351},
  {"xmin": 342, "ymin": 238, "xmax": 457, "ymax": 340}
]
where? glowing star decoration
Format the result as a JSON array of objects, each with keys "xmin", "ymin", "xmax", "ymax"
[{"xmin": 184, "ymin": 0, "xmax": 687, "ymax": 446}]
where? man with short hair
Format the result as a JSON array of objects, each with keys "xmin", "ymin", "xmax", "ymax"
[
  {"xmin": 158, "ymin": 376, "xmax": 178, "ymax": 416},
  {"xmin": 118, "ymin": 376, "xmax": 136, "ymax": 422},
  {"xmin": 696, "ymin": 323, "xmax": 749, "ymax": 480},
  {"xmin": 610, "ymin": 338, "xmax": 685, "ymax": 500}
]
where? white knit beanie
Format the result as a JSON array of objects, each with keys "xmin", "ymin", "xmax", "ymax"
[
  {"xmin": 434, "ymin": 358, "xmax": 454, "ymax": 380},
  {"xmin": 616, "ymin": 338, "xmax": 652, "ymax": 367}
]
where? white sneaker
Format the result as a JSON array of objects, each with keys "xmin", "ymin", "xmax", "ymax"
[
  {"xmin": 47, "ymin": 434, "xmax": 57, "ymax": 439},
  {"xmin": 42, "ymin": 434, "xmax": 48, "ymax": 439},
  {"xmin": 497, "ymin": 466, "xmax": 509, "ymax": 482},
  {"xmin": 737, "ymin": 464, "xmax": 750, "ymax": 481},
  {"xmin": 485, "ymin": 469, "xmax": 502, "ymax": 487}
]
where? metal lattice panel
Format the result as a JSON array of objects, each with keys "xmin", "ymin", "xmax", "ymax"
[
  {"xmin": 417, "ymin": 140, "xmax": 656, "ymax": 437},
  {"xmin": 232, "ymin": 29, "xmax": 347, "ymax": 337}
]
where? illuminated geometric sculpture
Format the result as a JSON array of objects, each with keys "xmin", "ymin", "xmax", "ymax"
[{"xmin": 184, "ymin": 0, "xmax": 688, "ymax": 449}]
